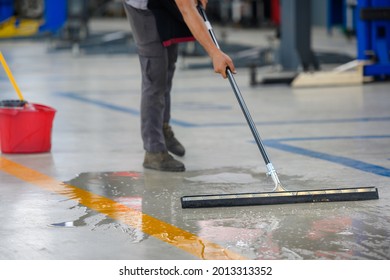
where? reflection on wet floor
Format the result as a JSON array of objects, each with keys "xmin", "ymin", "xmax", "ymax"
[{"xmin": 63, "ymin": 168, "xmax": 390, "ymax": 260}]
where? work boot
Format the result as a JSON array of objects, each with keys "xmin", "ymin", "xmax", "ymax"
[
  {"xmin": 143, "ymin": 151, "xmax": 185, "ymax": 172},
  {"xmin": 163, "ymin": 123, "xmax": 185, "ymax": 157}
]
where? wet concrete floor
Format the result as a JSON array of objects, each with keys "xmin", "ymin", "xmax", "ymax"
[{"xmin": 0, "ymin": 20, "xmax": 389, "ymax": 260}]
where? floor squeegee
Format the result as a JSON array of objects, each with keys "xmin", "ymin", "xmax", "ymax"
[{"xmin": 180, "ymin": 5, "xmax": 379, "ymax": 209}]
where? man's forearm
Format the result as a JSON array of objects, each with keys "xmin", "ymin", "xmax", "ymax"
[
  {"xmin": 175, "ymin": 0, "xmax": 219, "ymax": 58},
  {"xmin": 175, "ymin": 0, "xmax": 235, "ymax": 78}
]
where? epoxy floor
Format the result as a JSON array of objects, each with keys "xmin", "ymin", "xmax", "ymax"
[{"xmin": 0, "ymin": 19, "xmax": 389, "ymax": 260}]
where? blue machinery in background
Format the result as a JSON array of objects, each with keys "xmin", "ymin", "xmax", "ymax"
[
  {"xmin": 0, "ymin": 0, "xmax": 66, "ymax": 37},
  {"xmin": 0, "ymin": 0, "xmax": 15, "ymax": 23},
  {"xmin": 357, "ymin": 0, "xmax": 390, "ymax": 77},
  {"xmin": 326, "ymin": 0, "xmax": 390, "ymax": 78},
  {"xmin": 40, "ymin": 0, "xmax": 67, "ymax": 34},
  {"xmin": 1, "ymin": 0, "xmax": 127, "ymax": 54}
]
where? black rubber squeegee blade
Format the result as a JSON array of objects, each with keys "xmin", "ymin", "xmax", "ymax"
[{"xmin": 181, "ymin": 187, "xmax": 379, "ymax": 208}]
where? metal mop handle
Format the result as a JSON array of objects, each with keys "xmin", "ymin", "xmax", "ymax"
[{"xmin": 198, "ymin": 5, "xmax": 285, "ymax": 191}]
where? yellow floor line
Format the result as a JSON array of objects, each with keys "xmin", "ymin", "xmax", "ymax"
[{"xmin": 0, "ymin": 157, "xmax": 246, "ymax": 260}]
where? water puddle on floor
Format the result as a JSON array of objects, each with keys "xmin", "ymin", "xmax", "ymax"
[{"xmin": 57, "ymin": 167, "xmax": 390, "ymax": 259}]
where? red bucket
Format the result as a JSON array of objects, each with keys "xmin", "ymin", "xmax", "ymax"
[{"xmin": 0, "ymin": 103, "xmax": 56, "ymax": 153}]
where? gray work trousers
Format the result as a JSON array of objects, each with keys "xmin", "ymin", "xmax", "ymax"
[{"xmin": 123, "ymin": 3, "xmax": 178, "ymax": 153}]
